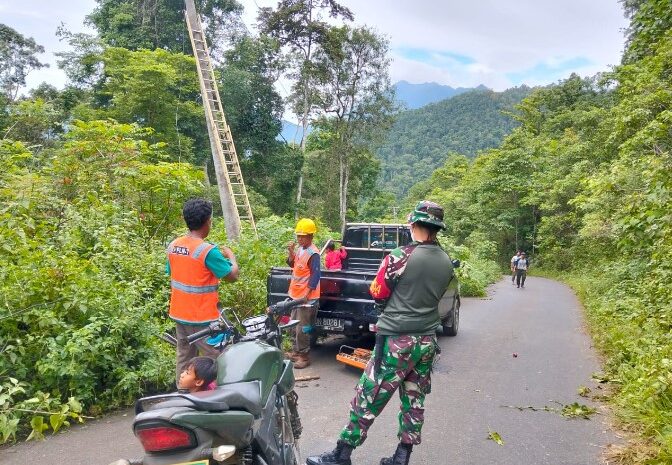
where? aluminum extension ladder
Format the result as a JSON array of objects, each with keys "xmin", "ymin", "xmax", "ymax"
[{"xmin": 184, "ymin": 1, "xmax": 256, "ymax": 239}]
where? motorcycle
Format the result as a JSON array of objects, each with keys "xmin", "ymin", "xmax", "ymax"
[{"xmin": 109, "ymin": 299, "xmax": 305, "ymax": 465}]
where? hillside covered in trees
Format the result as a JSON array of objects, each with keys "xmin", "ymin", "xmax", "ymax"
[{"xmin": 377, "ymin": 86, "xmax": 532, "ymax": 196}]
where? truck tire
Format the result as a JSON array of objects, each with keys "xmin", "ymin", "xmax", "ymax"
[
  {"xmin": 309, "ymin": 332, "xmax": 320, "ymax": 348},
  {"xmin": 442, "ymin": 297, "xmax": 460, "ymax": 337}
]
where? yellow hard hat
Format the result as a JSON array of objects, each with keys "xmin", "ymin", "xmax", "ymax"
[{"xmin": 295, "ymin": 218, "xmax": 317, "ymax": 235}]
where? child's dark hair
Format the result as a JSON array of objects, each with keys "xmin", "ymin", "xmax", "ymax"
[
  {"xmin": 189, "ymin": 356, "xmax": 217, "ymax": 385},
  {"xmin": 326, "ymin": 242, "xmax": 336, "ymax": 251},
  {"xmin": 183, "ymin": 198, "xmax": 212, "ymax": 231}
]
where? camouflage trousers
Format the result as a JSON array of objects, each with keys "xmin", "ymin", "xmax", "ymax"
[{"xmin": 339, "ymin": 335, "xmax": 438, "ymax": 447}]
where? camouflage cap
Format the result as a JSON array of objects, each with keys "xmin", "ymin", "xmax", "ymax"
[{"xmin": 408, "ymin": 200, "xmax": 446, "ymax": 229}]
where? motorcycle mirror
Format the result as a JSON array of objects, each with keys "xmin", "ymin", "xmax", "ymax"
[
  {"xmin": 452, "ymin": 259, "xmax": 461, "ymax": 269},
  {"xmin": 279, "ymin": 319, "xmax": 300, "ymax": 330}
]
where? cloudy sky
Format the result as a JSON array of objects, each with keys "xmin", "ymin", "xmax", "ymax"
[{"xmin": 2, "ymin": 0, "xmax": 628, "ymax": 92}]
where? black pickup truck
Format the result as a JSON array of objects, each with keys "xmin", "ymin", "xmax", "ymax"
[{"xmin": 267, "ymin": 223, "xmax": 460, "ymax": 342}]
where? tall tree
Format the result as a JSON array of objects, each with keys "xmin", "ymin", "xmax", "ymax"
[
  {"xmin": 312, "ymin": 25, "xmax": 395, "ymax": 227},
  {"xmin": 0, "ymin": 24, "xmax": 47, "ymax": 101},
  {"xmin": 87, "ymin": 0, "xmax": 244, "ymax": 55},
  {"xmin": 218, "ymin": 35, "xmax": 301, "ymax": 214},
  {"xmin": 65, "ymin": 47, "xmax": 206, "ymax": 163},
  {"xmin": 258, "ymin": 0, "xmax": 353, "ymax": 214},
  {"xmin": 620, "ymin": 0, "xmax": 672, "ymax": 63}
]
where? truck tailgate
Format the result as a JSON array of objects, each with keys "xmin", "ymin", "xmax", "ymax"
[{"xmin": 267, "ymin": 267, "xmax": 379, "ymax": 334}]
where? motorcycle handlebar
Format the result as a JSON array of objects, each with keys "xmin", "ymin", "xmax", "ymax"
[
  {"xmin": 187, "ymin": 325, "xmax": 215, "ymax": 344},
  {"xmin": 271, "ymin": 297, "xmax": 307, "ymax": 315}
]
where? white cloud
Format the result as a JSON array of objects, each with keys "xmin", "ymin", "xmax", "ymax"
[
  {"xmin": 2, "ymin": 0, "xmax": 97, "ymax": 91},
  {"xmin": 4, "ymin": 0, "xmax": 628, "ymax": 92}
]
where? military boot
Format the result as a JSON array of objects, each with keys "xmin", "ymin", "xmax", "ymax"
[
  {"xmin": 306, "ymin": 440, "xmax": 354, "ymax": 465},
  {"xmin": 380, "ymin": 443, "xmax": 412, "ymax": 465}
]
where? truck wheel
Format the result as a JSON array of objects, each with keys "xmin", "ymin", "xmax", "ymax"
[
  {"xmin": 442, "ymin": 298, "xmax": 460, "ymax": 337},
  {"xmin": 309, "ymin": 332, "xmax": 320, "ymax": 348}
]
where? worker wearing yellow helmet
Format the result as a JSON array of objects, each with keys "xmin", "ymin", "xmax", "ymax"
[{"xmin": 285, "ymin": 218, "xmax": 321, "ymax": 369}]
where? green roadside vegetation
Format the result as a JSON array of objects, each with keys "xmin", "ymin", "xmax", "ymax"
[{"xmin": 390, "ymin": 2, "xmax": 672, "ymax": 461}]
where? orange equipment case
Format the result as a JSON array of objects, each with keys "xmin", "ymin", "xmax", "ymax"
[{"xmin": 336, "ymin": 345, "xmax": 372, "ymax": 370}]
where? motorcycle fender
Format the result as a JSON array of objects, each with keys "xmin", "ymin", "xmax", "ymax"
[
  {"xmin": 276, "ymin": 360, "xmax": 295, "ymax": 396},
  {"xmin": 172, "ymin": 410, "xmax": 254, "ymax": 448}
]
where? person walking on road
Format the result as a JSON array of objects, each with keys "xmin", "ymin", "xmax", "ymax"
[
  {"xmin": 306, "ymin": 200, "xmax": 454, "ymax": 465},
  {"xmin": 285, "ymin": 218, "xmax": 321, "ymax": 369},
  {"xmin": 515, "ymin": 251, "xmax": 529, "ymax": 288},
  {"xmin": 167, "ymin": 198, "xmax": 239, "ymax": 385},
  {"xmin": 510, "ymin": 250, "xmax": 521, "ymax": 284}
]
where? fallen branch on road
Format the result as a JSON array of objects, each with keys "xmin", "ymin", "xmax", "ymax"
[{"xmin": 500, "ymin": 401, "xmax": 598, "ymax": 419}]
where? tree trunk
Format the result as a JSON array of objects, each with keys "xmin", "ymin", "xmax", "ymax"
[
  {"xmin": 295, "ymin": 78, "xmax": 311, "ymax": 220},
  {"xmin": 339, "ymin": 151, "xmax": 349, "ymax": 229}
]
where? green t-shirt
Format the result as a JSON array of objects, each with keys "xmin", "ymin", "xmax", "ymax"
[
  {"xmin": 165, "ymin": 245, "xmax": 233, "ymax": 278},
  {"xmin": 376, "ymin": 243, "xmax": 453, "ymax": 336}
]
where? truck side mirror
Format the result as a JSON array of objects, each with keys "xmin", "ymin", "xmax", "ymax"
[{"xmin": 452, "ymin": 259, "xmax": 460, "ymax": 269}]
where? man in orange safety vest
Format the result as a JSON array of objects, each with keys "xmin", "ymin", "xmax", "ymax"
[
  {"xmin": 285, "ymin": 218, "xmax": 321, "ymax": 369},
  {"xmin": 167, "ymin": 198, "xmax": 239, "ymax": 385}
]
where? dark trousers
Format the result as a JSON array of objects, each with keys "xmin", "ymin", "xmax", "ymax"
[
  {"xmin": 516, "ymin": 269, "xmax": 527, "ymax": 287},
  {"xmin": 175, "ymin": 322, "xmax": 220, "ymax": 386},
  {"xmin": 290, "ymin": 301, "xmax": 318, "ymax": 354}
]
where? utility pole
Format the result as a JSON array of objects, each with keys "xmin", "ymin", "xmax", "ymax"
[{"xmin": 184, "ymin": 0, "xmax": 256, "ymax": 240}]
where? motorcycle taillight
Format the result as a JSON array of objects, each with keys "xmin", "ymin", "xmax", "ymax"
[{"xmin": 135, "ymin": 425, "xmax": 196, "ymax": 452}]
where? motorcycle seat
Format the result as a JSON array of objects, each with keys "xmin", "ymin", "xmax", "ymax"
[
  {"xmin": 135, "ymin": 381, "xmax": 263, "ymax": 418},
  {"xmin": 209, "ymin": 380, "xmax": 262, "ymax": 417}
]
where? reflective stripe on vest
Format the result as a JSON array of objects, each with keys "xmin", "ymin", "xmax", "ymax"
[
  {"xmin": 171, "ymin": 280, "xmax": 219, "ymax": 294},
  {"xmin": 288, "ymin": 244, "xmax": 320, "ymax": 300},
  {"xmin": 168, "ymin": 236, "xmax": 220, "ymax": 324}
]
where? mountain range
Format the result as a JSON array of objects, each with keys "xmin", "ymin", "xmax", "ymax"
[
  {"xmin": 279, "ymin": 81, "xmax": 487, "ymax": 143},
  {"xmin": 394, "ymin": 80, "xmax": 489, "ymax": 109},
  {"xmin": 377, "ymin": 85, "xmax": 533, "ymax": 196}
]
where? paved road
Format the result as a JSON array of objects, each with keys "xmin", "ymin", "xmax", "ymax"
[{"xmin": 1, "ymin": 277, "xmax": 615, "ymax": 465}]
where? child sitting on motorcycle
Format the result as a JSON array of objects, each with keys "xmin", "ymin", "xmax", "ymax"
[{"xmin": 177, "ymin": 356, "xmax": 217, "ymax": 393}]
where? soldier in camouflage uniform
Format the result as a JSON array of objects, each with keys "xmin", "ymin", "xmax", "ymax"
[{"xmin": 307, "ymin": 200, "xmax": 455, "ymax": 465}]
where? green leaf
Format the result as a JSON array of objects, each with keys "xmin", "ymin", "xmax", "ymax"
[
  {"xmin": 26, "ymin": 416, "xmax": 48, "ymax": 441},
  {"xmin": 561, "ymin": 402, "xmax": 597, "ymax": 419},
  {"xmin": 487, "ymin": 431, "xmax": 504, "ymax": 445},
  {"xmin": 577, "ymin": 386, "xmax": 591, "ymax": 397},
  {"xmin": 49, "ymin": 413, "xmax": 66, "ymax": 433}
]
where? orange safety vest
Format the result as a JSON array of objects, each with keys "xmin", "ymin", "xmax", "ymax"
[
  {"xmin": 167, "ymin": 236, "xmax": 220, "ymax": 324},
  {"xmin": 288, "ymin": 244, "xmax": 321, "ymax": 300}
]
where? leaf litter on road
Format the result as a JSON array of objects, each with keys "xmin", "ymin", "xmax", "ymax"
[
  {"xmin": 487, "ymin": 428, "xmax": 504, "ymax": 445},
  {"xmin": 500, "ymin": 400, "xmax": 598, "ymax": 420}
]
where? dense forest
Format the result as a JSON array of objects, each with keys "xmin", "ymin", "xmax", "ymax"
[
  {"xmin": 1, "ymin": 0, "xmax": 672, "ymax": 462},
  {"xmin": 377, "ymin": 86, "xmax": 531, "ymax": 196}
]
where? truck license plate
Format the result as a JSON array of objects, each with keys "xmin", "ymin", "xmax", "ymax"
[{"xmin": 317, "ymin": 318, "xmax": 345, "ymax": 331}]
